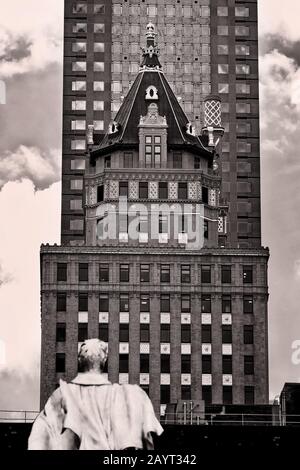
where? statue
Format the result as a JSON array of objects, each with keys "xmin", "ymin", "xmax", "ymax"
[{"xmin": 28, "ymin": 339, "xmax": 163, "ymax": 450}]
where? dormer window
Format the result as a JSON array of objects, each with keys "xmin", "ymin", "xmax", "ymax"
[
  {"xmin": 108, "ymin": 121, "xmax": 119, "ymax": 135},
  {"xmin": 145, "ymin": 86, "xmax": 158, "ymax": 100},
  {"xmin": 186, "ymin": 122, "xmax": 195, "ymax": 136},
  {"xmin": 145, "ymin": 136, "xmax": 161, "ymax": 168}
]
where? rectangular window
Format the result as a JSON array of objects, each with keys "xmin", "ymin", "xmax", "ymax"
[
  {"xmin": 218, "ymin": 64, "xmax": 229, "ymax": 74},
  {"xmin": 99, "ymin": 294, "xmax": 109, "ymax": 312},
  {"xmin": 160, "ymin": 295, "xmax": 170, "ymax": 313},
  {"xmin": 140, "ymin": 295, "xmax": 150, "ymax": 312},
  {"xmin": 119, "ymin": 324, "xmax": 129, "ymax": 343},
  {"xmin": 72, "ymin": 100, "xmax": 86, "ymax": 111},
  {"xmin": 243, "ymin": 295, "xmax": 254, "ymax": 314},
  {"xmin": 161, "ymin": 355, "xmax": 170, "ymax": 374},
  {"xmin": 202, "ymin": 325, "xmax": 212, "ymax": 343},
  {"xmin": 140, "ymin": 324, "xmax": 150, "ymax": 343},
  {"xmin": 223, "ymin": 386, "xmax": 232, "ymax": 405},
  {"xmin": 139, "ymin": 182, "xmax": 148, "ymax": 199},
  {"xmin": 119, "ymin": 354, "xmax": 129, "ymax": 373},
  {"xmin": 222, "ymin": 295, "xmax": 232, "ymax": 313},
  {"xmin": 236, "ymin": 64, "xmax": 250, "ymax": 75},
  {"xmin": 94, "ymin": 23, "xmax": 105, "ymax": 34},
  {"xmin": 73, "ymin": 23, "xmax": 87, "ymax": 33},
  {"xmin": 73, "ymin": 3, "xmax": 87, "ymax": 14},
  {"xmin": 181, "ymin": 355, "xmax": 191, "ymax": 374},
  {"xmin": 235, "ymin": 45, "xmax": 250, "ymax": 56},
  {"xmin": 94, "ymin": 119, "xmax": 104, "ymax": 129},
  {"xmin": 243, "ymin": 266, "xmax": 253, "ymax": 284},
  {"xmin": 99, "ymin": 324, "xmax": 109, "ymax": 343},
  {"xmin": 159, "ymin": 182, "xmax": 168, "ymax": 199},
  {"xmin": 120, "ymin": 264, "xmax": 130, "ymax": 283},
  {"xmin": 159, "ymin": 215, "xmax": 168, "ymax": 234},
  {"xmin": 235, "ymin": 26, "xmax": 250, "ymax": 37},
  {"xmin": 94, "ymin": 4, "xmax": 105, "ymax": 14},
  {"xmin": 124, "ymin": 152, "xmax": 133, "ymax": 168},
  {"xmin": 94, "ymin": 100, "xmax": 104, "ymax": 111},
  {"xmin": 78, "ymin": 323, "xmax": 88, "ymax": 342},
  {"xmin": 244, "ymin": 325, "xmax": 254, "ymax": 344},
  {"xmin": 181, "ymin": 295, "xmax": 191, "ymax": 313},
  {"xmin": 140, "ymin": 265, "xmax": 150, "ymax": 283},
  {"xmin": 217, "ymin": 6, "xmax": 228, "ymax": 16},
  {"xmin": 173, "ymin": 152, "xmax": 182, "ymax": 169},
  {"xmin": 178, "ymin": 183, "xmax": 188, "ymax": 200},
  {"xmin": 79, "ymin": 263, "xmax": 88, "ymax": 282},
  {"xmin": 218, "ymin": 45, "xmax": 229, "ymax": 55},
  {"xmin": 236, "ymin": 103, "xmax": 251, "ymax": 114},
  {"xmin": 104, "ymin": 156, "xmax": 111, "ymax": 169},
  {"xmin": 147, "ymin": 6, "xmax": 157, "ymax": 16},
  {"xmin": 56, "ymin": 353, "xmax": 66, "ymax": 373},
  {"xmin": 244, "ymin": 356, "xmax": 254, "ymax": 375},
  {"xmin": 119, "ymin": 182, "xmax": 128, "ymax": 198},
  {"xmin": 245, "ymin": 386, "xmax": 255, "ymax": 405},
  {"xmin": 79, "ymin": 293, "xmax": 88, "ymax": 312},
  {"xmin": 202, "ymin": 356, "xmax": 212, "ymax": 374},
  {"xmin": 120, "ymin": 294, "xmax": 129, "ymax": 313},
  {"xmin": 94, "ymin": 81, "xmax": 104, "ymax": 92},
  {"xmin": 57, "ymin": 263, "xmax": 67, "ymax": 282},
  {"xmin": 202, "ymin": 386, "xmax": 212, "ymax": 404},
  {"xmin": 218, "ymin": 26, "xmax": 229, "ymax": 36},
  {"xmin": 161, "ymin": 385, "xmax": 170, "ymax": 405},
  {"xmin": 182, "ymin": 386, "xmax": 191, "ymax": 401},
  {"xmin": 72, "ymin": 61, "xmax": 86, "ymax": 72},
  {"xmin": 181, "ymin": 265, "xmax": 191, "ymax": 284},
  {"xmin": 72, "ymin": 42, "xmax": 87, "ymax": 53},
  {"xmin": 161, "ymin": 265, "xmax": 170, "ymax": 283},
  {"xmin": 181, "ymin": 324, "xmax": 191, "ymax": 343},
  {"xmin": 201, "ymin": 295, "xmax": 211, "ymax": 313},
  {"xmin": 70, "ymin": 219, "xmax": 84, "ymax": 231},
  {"xmin": 140, "ymin": 355, "xmax": 149, "ymax": 373},
  {"xmin": 72, "ymin": 80, "xmax": 86, "ymax": 91},
  {"xmin": 222, "ymin": 325, "xmax": 232, "ymax": 344},
  {"xmin": 97, "ymin": 185, "xmax": 104, "ymax": 203},
  {"xmin": 94, "ymin": 42, "xmax": 105, "ymax": 53},
  {"xmin": 236, "ymin": 83, "xmax": 251, "ymax": 95},
  {"xmin": 218, "ymin": 83, "xmax": 229, "ymax": 94},
  {"xmin": 71, "ymin": 120, "xmax": 86, "ymax": 131},
  {"xmin": 201, "ymin": 266, "xmax": 211, "ymax": 284},
  {"xmin": 99, "ymin": 264, "xmax": 109, "ymax": 282},
  {"xmin": 222, "ymin": 356, "xmax": 232, "ymax": 374},
  {"xmin": 221, "ymin": 266, "xmax": 232, "ymax": 284},
  {"xmin": 57, "ymin": 293, "xmax": 67, "ymax": 312},
  {"xmin": 194, "ymin": 157, "xmax": 200, "ymax": 170},
  {"xmin": 235, "ymin": 6, "xmax": 250, "ymax": 17},
  {"xmin": 56, "ymin": 323, "xmax": 66, "ymax": 343},
  {"xmin": 71, "ymin": 140, "xmax": 86, "ymax": 151}
]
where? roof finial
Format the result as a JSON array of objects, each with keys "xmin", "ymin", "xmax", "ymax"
[{"xmin": 141, "ymin": 23, "xmax": 162, "ymax": 69}]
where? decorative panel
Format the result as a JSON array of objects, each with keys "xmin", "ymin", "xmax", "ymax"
[
  {"xmin": 209, "ymin": 188, "xmax": 217, "ymax": 206},
  {"xmin": 188, "ymin": 182, "xmax": 198, "ymax": 200},
  {"xmin": 161, "ymin": 344, "xmax": 170, "ymax": 354},
  {"xmin": 120, "ymin": 313, "xmax": 129, "ymax": 323},
  {"xmin": 223, "ymin": 375, "xmax": 233, "ymax": 386},
  {"xmin": 119, "ymin": 343, "xmax": 129, "ymax": 354},
  {"xmin": 222, "ymin": 314, "xmax": 232, "ymax": 325},
  {"xmin": 160, "ymin": 374, "xmax": 171, "ymax": 385},
  {"xmin": 149, "ymin": 181, "xmax": 158, "ymax": 199},
  {"xmin": 119, "ymin": 374, "xmax": 129, "ymax": 384},
  {"xmin": 169, "ymin": 182, "xmax": 178, "ymax": 200},
  {"xmin": 222, "ymin": 344, "xmax": 232, "ymax": 355},
  {"xmin": 181, "ymin": 374, "xmax": 191, "ymax": 386},
  {"xmin": 129, "ymin": 180, "xmax": 139, "ymax": 199},
  {"xmin": 99, "ymin": 313, "xmax": 109, "ymax": 323},
  {"xmin": 202, "ymin": 374, "xmax": 212, "ymax": 386},
  {"xmin": 140, "ymin": 374, "xmax": 150, "ymax": 385},
  {"xmin": 78, "ymin": 312, "xmax": 88, "ymax": 323},
  {"xmin": 140, "ymin": 343, "xmax": 150, "ymax": 354},
  {"xmin": 140, "ymin": 313, "xmax": 150, "ymax": 324},
  {"xmin": 201, "ymin": 314, "xmax": 212, "ymax": 325},
  {"xmin": 181, "ymin": 314, "xmax": 191, "ymax": 324},
  {"xmin": 109, "ymin": 180, "xmax": 119, "ymax": 199},
  {"xmin": 160, "ymin": 313, "xmax": 170, "ymax": 324},
  {"xmin": 181, "ymin": 344, "xmax": 191, "ymax": 355},
  {"xmin": 202, "ymin": 344, "xmax": 212, "ymax": 355}
]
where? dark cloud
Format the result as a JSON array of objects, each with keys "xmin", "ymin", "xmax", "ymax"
[
  {"xmin": 260, "ymin": 33, "xmax": 300, "ymax": 66},
  {"xmin": 0, "ymin": 367, "xmax": 39, "ymax": 411},
  {"xmin": 0, "ymin": 264, "xmax": 12, "ymax": 286},
  {"xmin": 0, "ymin": 36, "xmax": 32, "ymax": 62}
]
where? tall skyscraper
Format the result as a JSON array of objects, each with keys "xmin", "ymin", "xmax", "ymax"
[
  {"xmin": 62, "ymin": 0, "xmax": 260, "ymax": 249},
  {"xmin": 40, "ymin": 2, "xmax": 269, "ymax": 417}
]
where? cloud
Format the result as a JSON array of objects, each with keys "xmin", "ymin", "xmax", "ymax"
[
  {"xmin": 0, "ymin": 146, "xmax": 61, "ymax": 190},
  {"xmin": 258, "ymin": 0, "xmax": 300, "ymax": 41},
  {"xmin": 0, "ymin": 264, "xmax": 12, "ymax": 286},
  {"xmin": 0, "ymin": 180, "xmax": 60, "ymax": 411}
]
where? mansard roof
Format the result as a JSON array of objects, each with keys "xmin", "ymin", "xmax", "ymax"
[{"xmin": 90, "ymin": 24, "xmax": 213, "ymax": 162}]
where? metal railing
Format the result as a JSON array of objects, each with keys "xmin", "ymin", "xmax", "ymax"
[{"xmin": 0, "ymin": 411, "xmax": 39, "ymax": 423}]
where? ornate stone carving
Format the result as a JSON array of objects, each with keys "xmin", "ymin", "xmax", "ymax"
[
  {"xmin": 188, "ymin": 182, "xmax": 198, "ymax": 200},
  {"xmin": 139, "ymin": 103, "xmax": 167, "ymax": 127},
  {"xmin": 109, "ymin": 180, "xmax": 119, "ymax": 199},
  {"xmin": 129, "ymin": 180, "xmax": 139, "ymax": 199},
  {"xmin": 168, "ymin": 182, "xmax": 178, "ymax": 200},
  {"xmin": 209, "ymin": 188, "xmax": 217, "ymax": 206}
]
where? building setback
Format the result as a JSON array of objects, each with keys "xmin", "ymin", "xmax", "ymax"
[
  {"xmin": 62, "ymin": 0, "xmax": 261, "ymax": 249},
  {"xmin": 40, "ymin": 20, "xmax": 269, "ymax": 417}
]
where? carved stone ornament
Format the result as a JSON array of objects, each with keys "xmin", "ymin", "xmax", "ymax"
[{"xmin": 139, "ymin": 103, "xmax": 167, "ymax": 127}]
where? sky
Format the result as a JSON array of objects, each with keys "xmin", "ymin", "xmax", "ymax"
[{"xmin": 0, "ymin": 0, "xmax": 300, "ymax": 410}]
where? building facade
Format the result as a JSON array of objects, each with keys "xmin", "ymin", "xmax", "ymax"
[
  {"xmin": 62, "ymin": 0, "xmax": 260, "ymax": 249},
  {"xmin": 40, "ymin": 20, "xmax": 269, "ymax": 416}
]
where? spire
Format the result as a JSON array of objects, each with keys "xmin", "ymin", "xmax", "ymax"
[{"xmin": 140, "ymin": 23, "xmax": 162, "ymax": 70}]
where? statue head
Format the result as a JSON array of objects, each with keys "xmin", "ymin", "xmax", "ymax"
[{"xmin": 78, "ymin": 338, "xmax": 108, "ymax": 373}]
